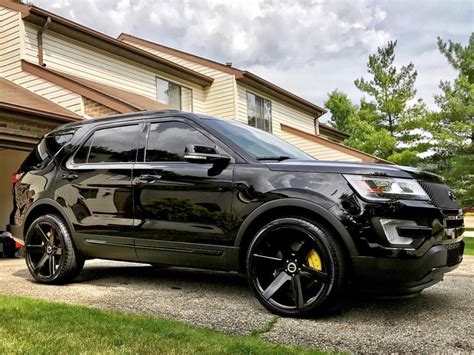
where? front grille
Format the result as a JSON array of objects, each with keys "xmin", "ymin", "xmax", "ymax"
[
  {"xmin": 446, "ymin": 241, "xmax": 464, "ymax": 267},
  {"xmin": 419, "ymin": 181, "xmax": 460, "ymax": 210}
]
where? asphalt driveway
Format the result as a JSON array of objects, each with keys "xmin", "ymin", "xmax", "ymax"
[{"xmin": 1, "ymin": 256, "xmax": 473, "ymax": 353}]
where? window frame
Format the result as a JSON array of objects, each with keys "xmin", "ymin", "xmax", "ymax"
[
  {"xmin": 68, "ymin": 122, "xmax": 142, "ymax": 168},
  {"xmin": 135, "ymin": 117, "xmax": 236, "ymax": 164},
  {"xmin": 156, "ymin": 76, "xmax": 193, "ymax": 112},
  {"xmin": 142, "ymin": 120, "xmax": 217, "ymax": 163},
  {"xmin": 246, "ymin": 91, "xmax": 272, "ymax": 132}
]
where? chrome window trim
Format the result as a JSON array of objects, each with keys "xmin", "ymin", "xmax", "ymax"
[{"xmin": 67, "ymin": 122, "xmax": 142, "ymax": 169}]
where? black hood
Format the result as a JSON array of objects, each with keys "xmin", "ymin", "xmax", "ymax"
[
  {"xmin": 266, "ymin": 160, "xmax": 443, "ymax": 182},
  {"xmin": 393, "ymin": 165, "xmax": 444, "ymax": 183}
]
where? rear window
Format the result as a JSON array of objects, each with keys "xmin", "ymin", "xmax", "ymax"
[{"xmin": 21, "ymin": 133, "xmax": 74, "ymax": 170}]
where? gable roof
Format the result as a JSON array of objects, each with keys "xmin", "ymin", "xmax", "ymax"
[
  {"xmin": 118, "ymin": 33, "xmax": 349, "ymax": 139},
  {"xmin": 0, "ymin": 0, "xmax": 213, "ymax": 87},
  {"xmin": 0, "ymin": 77, "xmax": 80, "ymax": 122},
  {"xmin": 2, "ymin": 1, "xmax": 348, "ymax": 139},
  {"xmin": 21, "ymin": 60, "xmax": 169, "ymax": 113},
  {"xmin": 118, "ymin": 33, "xmax": 243, "ymax": 76}
]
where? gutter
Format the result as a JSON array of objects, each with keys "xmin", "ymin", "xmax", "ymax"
[{"xmin": 37, "ymin": 16, "xmax": 51, "ymax": 67}]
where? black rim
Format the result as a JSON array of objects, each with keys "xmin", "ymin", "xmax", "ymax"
[
  {"xmin": 25, "ymin": 221, "xmax": 65, "ymax": 280},
  {"xmin": 249, "ymin": 225, "xmax": 331, "ymax": 311}
]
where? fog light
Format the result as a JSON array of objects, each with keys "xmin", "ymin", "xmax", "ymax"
[{"xmin": 380, "ymin": 219, "xmax": 417, "ymax": 245}]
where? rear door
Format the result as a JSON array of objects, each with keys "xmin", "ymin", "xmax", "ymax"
[
  {"xmin": 55, "ymin": 123, "xmax": 141, "ymax": 261},
  {"xmin": 132, "ymin": 118, "xmax": 234, "ymax": 269}
]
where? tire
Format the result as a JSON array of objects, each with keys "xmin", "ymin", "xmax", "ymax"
[
  {"xmin": 24, "ymin": 214, "xmax": 84, "ymax": 284},
  {"xmin": 246, "ymin": 217, "xmax": 346, "ymax": 317}
]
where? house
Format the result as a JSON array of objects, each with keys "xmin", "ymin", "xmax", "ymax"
[{"xmin": 0, "ymin": 0, "xmax": 384, "ymax": 229}]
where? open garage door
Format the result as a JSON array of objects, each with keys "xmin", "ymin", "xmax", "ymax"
[{"xmin": 0, "ymin": 147, "xmax": 31, "ymax": 231}]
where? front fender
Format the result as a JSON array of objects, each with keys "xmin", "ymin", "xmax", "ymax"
[{"xmin": 233, "ymin": 197, "xmax": 359, "ymax": 257}]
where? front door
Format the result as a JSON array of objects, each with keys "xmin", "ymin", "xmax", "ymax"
[
  {"xmin": 56, "ymin": 123, "xmax": 140, "ymax": 261},
  {"xmin": 133, "ymin": 120, "xmax": 234, "ymax": 268}
]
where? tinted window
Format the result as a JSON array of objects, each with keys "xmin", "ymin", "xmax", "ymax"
[
  {"xmin": 145, "ymin": 122, "xmax": 213, "ymax": 162},
  {"xmin": 75, "ymin": 125, "xmax": 138, "ymax": 164},
  {"xmin": 21, "ymin": 133, "xmax": 74, "ymax": 169},
  {"xmin": 74, "ymin": 136, "xmax": 92, "ymax": 164}
]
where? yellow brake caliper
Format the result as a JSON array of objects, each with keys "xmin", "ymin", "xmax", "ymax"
[
  {"xmin": 306, "ymin": 249, "xmax": 323, "ymax": 271},
  {"xmin": 47, "ymin": 229, "xmax": 54, "ymax": 244}
]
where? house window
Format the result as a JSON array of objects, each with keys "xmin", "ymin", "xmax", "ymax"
[
  {"xmin": 156, "ymin": 77, "xmax": 192, "ymax": 111},
  {"xmin": 246, "ymin": 92, "xmax": 272, "ymax": 132}
]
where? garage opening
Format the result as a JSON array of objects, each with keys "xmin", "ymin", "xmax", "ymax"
[{"xmin": 0, "ymin": 145, "xmax": 32, "ymax": 231}]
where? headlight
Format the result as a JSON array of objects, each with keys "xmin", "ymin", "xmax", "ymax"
[{"xmin": 343, "ymin": 174, "xmax": 430, "ymax": 201}]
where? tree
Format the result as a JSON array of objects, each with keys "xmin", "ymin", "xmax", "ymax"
[
  {"xmin": 425, "ymin": 34, "xmax": 474, "ymax": 206},
  {"xmin": 326, "ymin": 41, "xmax": 428, "ymax": 165},
  {"xmin": 325, "ymin": 91, "xmax": 396, "ymax": 159},
  {"xmin": 326, "ymin": 90, "xmax": 356, "ymax": 131},
  {"xmin": 433, "ymin": 35, "xmax": 473, "ymax": 150},
  {"xmin": 354, "ymin": 41, "xmax": 421, "ymax": 138}
]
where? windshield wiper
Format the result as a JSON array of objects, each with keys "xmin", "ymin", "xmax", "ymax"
[{"xmin": 256, "ymin": 156, "xmax": 291, "ymax": 162}]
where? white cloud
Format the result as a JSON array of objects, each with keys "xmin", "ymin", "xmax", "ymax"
[{"xmin": 32, "ymin": 0, "xmax": 472, "ymax": 114}]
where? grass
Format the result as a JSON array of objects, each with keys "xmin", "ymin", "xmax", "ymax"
[
  {"xmin": 464, "ymin": 237, "xmax": 474, "ymax": 256},
  {"xmin": 0, "ymin": 295, "xmax": 324, "ymax": 355}
]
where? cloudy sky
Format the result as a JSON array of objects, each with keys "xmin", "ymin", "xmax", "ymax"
[{"xmin": 34, "ymin": 0, "xmax": 472, "ymax": 118}]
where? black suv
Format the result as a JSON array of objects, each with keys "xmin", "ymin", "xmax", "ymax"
[{"xmin": 8, "ymin": 110, "xmax": 465, "ymax": 317}]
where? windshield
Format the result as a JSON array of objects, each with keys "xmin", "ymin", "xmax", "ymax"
[{"xmin": 203, "ymin": 117, "xmax": 314, "ymax": 161}]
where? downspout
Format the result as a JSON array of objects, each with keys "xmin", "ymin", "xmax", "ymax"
[
  {"xmin": 37, "ymin": 17, "xmax": 52, "ymax": 67},
  {"xmin": 314, "ymin": 112, "xmax": 322, "ymax": 135}
]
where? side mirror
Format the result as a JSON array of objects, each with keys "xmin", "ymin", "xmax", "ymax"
[{"xmin": 184, "ymin": 144, "xmax": 230, "ymax": 165}]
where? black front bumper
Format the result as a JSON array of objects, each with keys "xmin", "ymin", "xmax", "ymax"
[{"xmin": 352, "ymin": 239, "xmax": 464, "ymax": 295}]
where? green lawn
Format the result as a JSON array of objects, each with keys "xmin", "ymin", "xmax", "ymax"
[
  {"xmin": 0, "ymin": 295, "xmax": 323, "ymax": 355},
  {"xmin": 464, "ymin": 237, "xmax": 474, "ymax": 255}
]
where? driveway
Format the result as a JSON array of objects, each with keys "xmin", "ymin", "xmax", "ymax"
[{"xmin": 1, "ymin": 256, "xmax": 473, "ymax": 353}]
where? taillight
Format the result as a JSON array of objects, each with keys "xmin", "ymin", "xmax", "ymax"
[{"xmin": 11, "ymin": 172, "xmax": 22, "ymax": 186}]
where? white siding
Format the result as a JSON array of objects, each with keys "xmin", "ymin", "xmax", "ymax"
[
  {"xmin": 0, "ymin": 6, "xmax": 83, "ymax": 115},
  {"xmin": 0, "ymin": 6, "xmax": 21, "ymax": 77},
  {"xmin": 279, "ymin": 131, "xmax": 362, "ymax": 162},
  {"xmin": 123, "ymin": 40, "xmax": 236, "ymax": 119},
  {"xmin": 23, "ymin": 23, "xmax": 206, "ymax": 114}
]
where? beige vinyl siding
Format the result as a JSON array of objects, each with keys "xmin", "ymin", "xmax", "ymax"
[
  {"xmin": 0, "ymin": 6, "xmax": 21, "ymax": 77},
  {"xmin": 0, "ymin": 6, "xmax": 83, "ymax": 115},
  {"xmin": 6, "ymin": 70, "xmax": 84, "ymax": 115},
  {"xmin": 22, "ymin": 23, "xmax": 206, "ymax": 114},
  {"xmin": 279, "ymin": 130, "xmax": 362, "ymax": 162},
  {"xmin": 123, "ymin": 40, "xmax": 236, "ymax": 119}
]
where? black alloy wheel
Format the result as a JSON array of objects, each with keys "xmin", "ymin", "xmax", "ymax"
[
  {"xmin": 25, "ymin": 214, "xmax": 84, "ymax": 284},
  {"xmin": 247, "ymin": 217, "xmax": 346, "ymax": 317}
]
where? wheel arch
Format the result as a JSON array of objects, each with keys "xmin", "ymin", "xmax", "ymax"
[
  {"xmin": 234, "ymin": 198, "xmax": 359, "ymax": 271},
  {"xmin": 23, "ymin": 199, "xmax": 75, "ymax": 239}
]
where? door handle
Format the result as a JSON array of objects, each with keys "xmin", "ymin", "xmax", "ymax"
[
  {"xmin": 61, "ymin": 172, "xmax": 78, "ymax": 181},
  {"xmin": 133, "ymin": 174, "xmax": 161, "ymax": 184}
]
